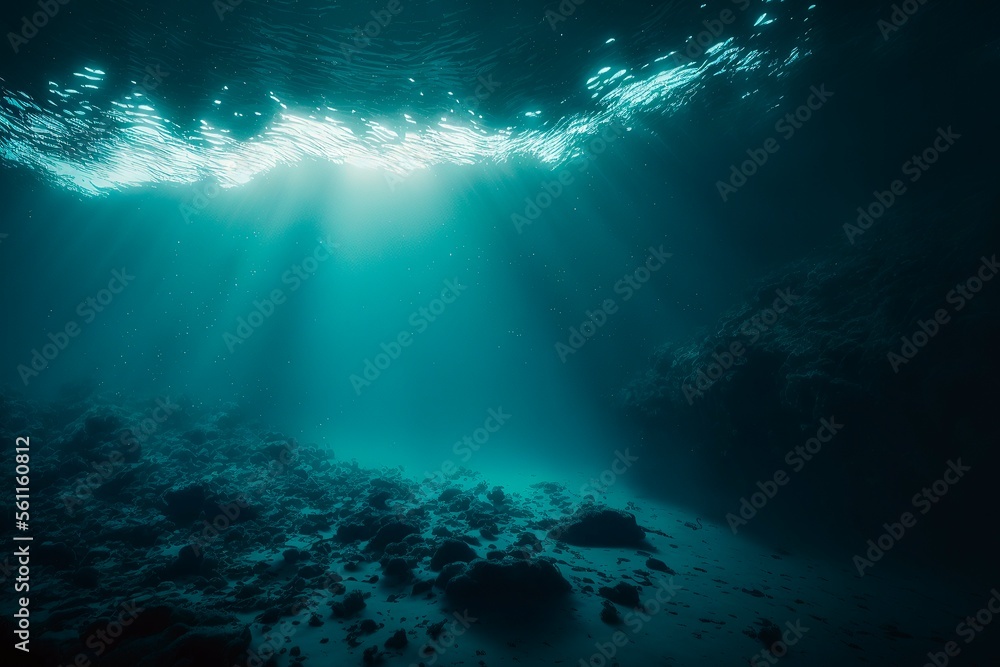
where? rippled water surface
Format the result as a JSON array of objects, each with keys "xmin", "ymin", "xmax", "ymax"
[{"xmin": 1, "ymin": 0, "xmax": 821, "ymax": 193}]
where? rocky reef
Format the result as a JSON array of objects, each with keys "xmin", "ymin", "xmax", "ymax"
[
  {"xmin": 622, "ymin": 193, "xmax": 1000, "ymax": 562},
  {"xmin": 0, "ymin": 391, "xmax": 684, "ymax": 666}
]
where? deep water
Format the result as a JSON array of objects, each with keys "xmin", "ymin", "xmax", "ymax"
[{"xmin": 1, "ymin": 0, "xmax": 999, "ymax": 666}]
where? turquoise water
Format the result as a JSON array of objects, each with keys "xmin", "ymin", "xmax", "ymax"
[{"xmin": 2, "ymin": 1, "xmax": 999, "ymax": 665}]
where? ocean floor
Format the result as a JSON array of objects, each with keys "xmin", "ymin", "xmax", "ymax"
[{"xmin": 3, "ymin": 394, "xmax": 989, "ymax": 667}]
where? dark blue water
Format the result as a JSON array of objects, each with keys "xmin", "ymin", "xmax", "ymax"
[{"xmin": 2, "ymin": 1, "xmax": 999, "ymax": 665}]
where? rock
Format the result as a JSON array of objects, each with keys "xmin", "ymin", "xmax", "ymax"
[
  {"xmin": 427, "ymin": 620, "xmax": 447, "ymax": 639},
  {"xmin": 600, "ymin": 600, "xmax": 622, "ymax": 624},
  {"xmin": 362, "ymin": 645, "xmax": 383, "ymax": 665},
  {"xmin": 549, "ymin": 508, "xmax": 646, "ymax": 547},
  {"xmin": 332, "ymin": 590, "xmax": 367, "ymax": 618},
  {"xmin": 435, "ymin": 562, "xmax": 468, "ymax": 589},
  {"xmin": 163, "ymin": 485, "xmax": 206, "ymax": 523},
  {"xmin": 382, "ymin": 557, "xmax": 412, "ymax": 581},
  {"xmin": 487, "ymin": 486, "xmax": 505, "ymax": 504},
  {"xmin": 411, "ymin": 579, "xmax": 434, "ymax": 595},
  {"xmin": 260, "ymin": 607, "xmax": 282, "ymax": 624},
  {"xmin": 513, "ymin": 532, "xmax": 542, "ymax": 555},
  {"xmin": 367, "ymin": 523, "xmax": 418, "ymax": 553},
  {"xmin": 646, "ymin": 558, "xmax": 676, "ymax": 574},
  {"xmin": 369, "ymin": 490, "xmax": 392, "ymax": 510},
  {"xmin": 445, "ymin": 558, "xmax": 571, "ymax": 606},
  {"xmin": 430, "ymin": 539, "xmax": 478, "ymax": 571},
  {"xmin": 104, "ymin": 523, "xmax": 161, "ymax": 548},
  {"xmin": 34, "ymin": 542, "xmax": 77, "ymax": 569},
  {"xmin": 300, "ymin": 564, "xmax": 324, "ymax": 578},
  {"xmin": 514, "ymin": 532, "xmax": 540, "ymax": 546},
  {"xmin": 755, "ymin": 620, "xmax": 783, "ymax": 649},
  {"xmin": 184, "ymin": 429, "xmax": 208, "ymax": 445},
  {"xmin": 384, "ymin": 541, "xmax": 408, "ymax": 556},
  {"xmin": 384, "ymin": 628, "xmax": 408, "ymax": 650},
  {"xmin": 122, "ymin": 442, "xmax": 142, "ymax": 463},
  {"xmin": 599, "ymin": 582, "xmax": 641, "ymax": 608},
  {"xmin": 449, "ymin": 495, "xmax": 473, "ymax": 512},
  {"xmin": 77, "ymin": 604, "xmax": 250, "ymax": 667},
  {"xmin": 168, "ymin": 545, "xmax": 204, "ymax": 577},
  {"xmin": 338, "ymin": 522, "xmax": 376, "ymax": 543},
  {"xmin": 71, "ymin": 566, "xmax": 100, "ymax": 588},
  {"xmin": 620, "ymin": 211, "xmax": 1000, "ymax": 559}
]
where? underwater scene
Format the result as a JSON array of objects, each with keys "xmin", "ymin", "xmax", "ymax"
[{"xmin": 1, "ymin": 0, "xmax": 998, "ymax": 665}]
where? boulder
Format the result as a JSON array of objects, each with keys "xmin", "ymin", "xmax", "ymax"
[
  {"xmin": 366, "ymin": 522, "xmax": 418, "ymax": 553},
  {"xmin": 646, "ymin": 558, "xmax": 676, "ymax": 574},
  {"xmin": 163, "ymin": 485, "xmax": 206, "ymax": 523},
  {"xmin": 599, "ymin": 582, "xmax": 641, "ymax": 608},
  {"xmin": 445, "ymin": 558, "xmax": 571, "ymax": 606},
  {"xmin": 548, "ymin": 508, "xmax": 646, "ymax": 547},
  {"xmin": 430, "ymin": 539, "xmax": 477, "ymax": 571}
]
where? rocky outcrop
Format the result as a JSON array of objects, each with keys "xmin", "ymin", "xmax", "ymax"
[
  {"xmin": 622, "ymin": 200, "xmax": 1000, "ymax": 553},
  {"xmin": 548, "ymin": 508, "xmax": 647, "ymax": 547},
  {"xmin": 445, "ymin": 557, "xmax": 572, "ymax": 606}
]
